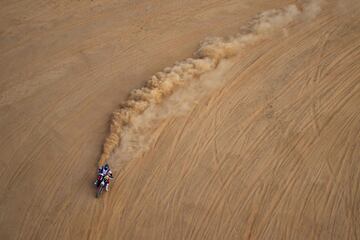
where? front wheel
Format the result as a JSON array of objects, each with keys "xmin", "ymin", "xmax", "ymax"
[{"xmin": 96, "ymin": 185, "xmax": 104, "ymax": 198}]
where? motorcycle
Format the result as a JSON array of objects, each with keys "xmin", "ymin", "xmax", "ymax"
[
  {"xmin": 95, "ymin": 163, "xmax": 113, "ymax": 198},
  {"xmin": 96, "ymin": 177, "xmax": 106, "ymax": 198}
]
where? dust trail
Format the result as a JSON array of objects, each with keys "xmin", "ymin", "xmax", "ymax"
[
  {"xmin": 98, "ymin": 0, "xmax": 323, "ymax": 168},
  {"xmin": 110, "ymin": 60, "xmax": 233, "ymax": 169}
]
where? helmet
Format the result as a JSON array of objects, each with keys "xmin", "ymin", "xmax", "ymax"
[{"xmin": 104, "ymin": 164, "xmax": 109, "ymax": 170}]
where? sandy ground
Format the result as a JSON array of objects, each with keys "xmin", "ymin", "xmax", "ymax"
[{"xmin": 0, "ymin": 0, "xmax": 359, "ymax": 239}]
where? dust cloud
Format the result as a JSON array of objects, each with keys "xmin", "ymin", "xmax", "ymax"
[{"xmin": 98, "ymin": 0, "xmax": 323, "ymax": 168}]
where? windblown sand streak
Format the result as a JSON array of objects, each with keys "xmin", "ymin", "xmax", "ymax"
[{"xmin": 98, "ymin": 1, "xmax": 322, "ymax": 167}]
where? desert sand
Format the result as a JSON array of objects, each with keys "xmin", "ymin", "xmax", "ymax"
[{"xmin": 0, "ymin": 0, "xmax": 359, "ymax": 239}]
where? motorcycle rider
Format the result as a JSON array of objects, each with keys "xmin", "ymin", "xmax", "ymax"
[
  {"xmin": 94, "ymin": 163, "xmax": 109, "ymax": 185},
  {"xmin": 95, "ymin": 166, "xmax": 104, "ymax": 185},
  {"xmin": 99, "ymin": 163, "xmax": 110, "ymax": 176},
  {"xmin": 103, "ymin": 175, "xmax": 110, "ymax": 191},
  {"xmin": 94, "ymin": 163, "xmax": 113, "ymax": 191}
]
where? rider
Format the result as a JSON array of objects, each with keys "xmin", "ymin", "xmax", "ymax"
[
  {"xmin": 99, "ymin": 163, "xmax": 110, "ymax": 176},
  {"xmin": 95, "ymin": 163, "xmax": 113, "ymax": 191},
  {"xmin": 95, "ymin": 164, "xmax": 108, "ymax": 185},
  {"xmin": 103, "ymin": 175, "xmax": 110, "ymax": 191},
  {"xmin": 104, "ymin": 167, "xmax": 113, "ymax": 191}
]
